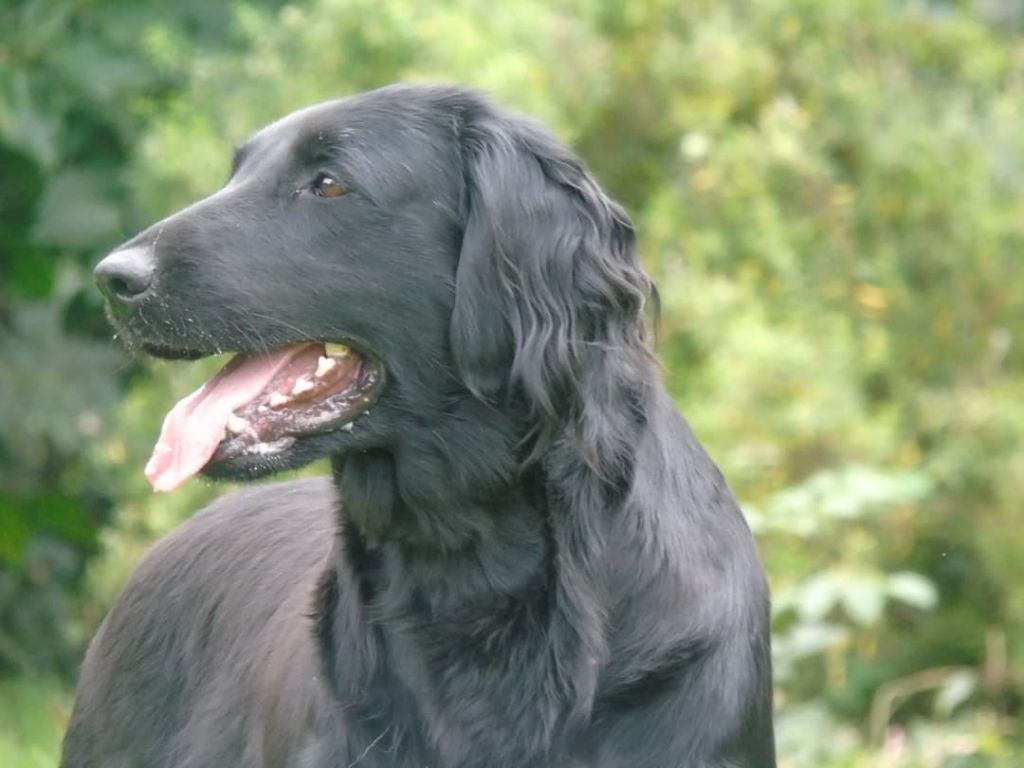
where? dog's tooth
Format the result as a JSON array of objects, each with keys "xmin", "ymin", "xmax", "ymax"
[
  {"xmin": 324, "ymin": 342, "xmax": 350, "ymax": 358},
  {"xmin": 226, "ymin": 413, "xmax": 249, "ymax": 435},
  {"xmin": 268, "ymin": 392, "xmax": 290, "ymax": 408},
  {"xmin": 291, "ymin": 377, "xmax": 315, "ymax": 395},
  {"xmin": 315, "ymin": 356, "xmax": 337, "ymax": 378},
  {"xmin": 342, "ymin": 422, "xmax": 354, "ymax": 432}
]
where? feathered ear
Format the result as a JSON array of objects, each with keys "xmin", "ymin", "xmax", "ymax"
[{"xmin": 451, "ymin": 104, "xmax": 654, "ymax": 478}]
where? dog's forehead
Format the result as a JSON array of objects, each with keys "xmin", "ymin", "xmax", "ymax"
[
  {"xmin": 247, "ymin": 91, "xmax": 456, "ymax": 163},
  {"xmin": 256, "ymin": 99, "xmax": 353, "ymax": 143},
  {"xmin": 231, "ymin": 90, "xmax": 466, "ymax": 203}
]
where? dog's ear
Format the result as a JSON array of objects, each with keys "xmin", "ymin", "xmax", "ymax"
[{"xmin": 451, "ymin": 105, "xmax": 654, "ymax": 474}]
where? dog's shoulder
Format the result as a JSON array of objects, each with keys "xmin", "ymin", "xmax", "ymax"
[
  {"xmin": 63, "ymin": 477, "xmax": 339, "ymax": 765},
  {"xmin": 119, "ymin": 476, "xmax": 337, "ymax": 621}
]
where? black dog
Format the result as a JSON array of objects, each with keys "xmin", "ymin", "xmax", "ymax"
[{"xmin": 62, "ymin": 84, "xmax": 775, "ymax": 767}]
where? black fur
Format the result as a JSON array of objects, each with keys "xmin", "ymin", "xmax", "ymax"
[{"xmin": 63, "ymin": 84, "xmax": 775, "ymax": 767}]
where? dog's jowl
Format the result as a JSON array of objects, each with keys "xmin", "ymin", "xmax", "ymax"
[{"xmin": 63, "ymin": 85, "xmax": 776, "ymax": 768}]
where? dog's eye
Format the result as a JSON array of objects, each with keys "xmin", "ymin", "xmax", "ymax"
[{"xmin": 311, "ymin": 173, "xmax": 345, "ymax": 198}]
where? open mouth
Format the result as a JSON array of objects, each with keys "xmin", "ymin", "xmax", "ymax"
[{"xmin": 144, "ymin": 342, "xmax": 383, "ymax": 492}]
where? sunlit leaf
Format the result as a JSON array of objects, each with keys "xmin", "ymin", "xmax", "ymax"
[
  {"xmin": 886, "ymin": 571, "xmax": 939, "ymax": 611},
  {"xmin": 840, "ymin": 576, "xmax": 885, "ymax": 626},
  {"xmin": 796, "ymin": 574, "xmax": 841, "ymax": 621},
  {"xmin": 933, "ymin": 670, "xmax": 977, "ymax": 718}
]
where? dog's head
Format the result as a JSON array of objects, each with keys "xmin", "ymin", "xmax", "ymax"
[{"xmin": 97, "ymin": 85, "xmax": 653, "ymax": 492}]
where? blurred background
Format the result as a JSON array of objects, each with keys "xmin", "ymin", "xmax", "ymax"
[{"xmin": 1, "ymin": 0, "xmax": 1022, "ymax": 765}]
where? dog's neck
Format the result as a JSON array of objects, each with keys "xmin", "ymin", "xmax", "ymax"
[
  {"xmin": 329, "ymin": 442, "xmax": 549, "ymax": 584},
  {"xmin": 324, "ymin": 394, "xmax": 549, "ymax": 634},
  {"xmin": 319, "ymin": 401, "xmax": 617, "ymax": 762},
  {"xmin": 332, "ymin": 392, "xmax": 527, "ymax": 542}
]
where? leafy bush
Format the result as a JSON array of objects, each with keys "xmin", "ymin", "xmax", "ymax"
[{"xmin": 2, "ymin": 0, "xmax": 1022, "ymax": 763}]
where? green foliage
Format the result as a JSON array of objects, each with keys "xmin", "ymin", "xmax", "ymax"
[
  {"xmin": 0, "ymin": 678, "xmax": 69, "ymax": 768},
  {"xmin": 0, "ymin": 0, "xmax": 281, "ymax": 676},
  {"xmin": 1, "ymin": 0, "xmax": 1022, "ymax": 764}
]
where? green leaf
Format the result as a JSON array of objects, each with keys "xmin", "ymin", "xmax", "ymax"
[
  {"xmin": 886, "ymin": 571, "xmax": 939, "ymax": 611},
  {"xmin": 0, "ymin": 496, "xmax": 32, "ymax": 565},
  {"xmin": 0, "ymin": 299, "xmax": 122, "ymax": 460},
  {"xmin": 933, "ymin": 670, "xmax": 977, "ymax": 718},
  {"xmin": 840, "ymin": 576, "xmax": 886, "ymax": 626},
  {"xmin": 0, "ymin": 73, "xmax": 60, "ymax": 169},
  {"xmin": 776, "ymin": 622, "xmax": 848, "ymax": 660},
  {"xmin": 796, "ymin": 574, "xmax": 841, "ymax": 621},
  {"xmin": 30, "ymin": 170, "xmax": 121, "ymax": 250}
]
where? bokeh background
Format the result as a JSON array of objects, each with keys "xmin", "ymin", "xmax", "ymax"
[{"xmin": 2, "ymin": 0, "xmax": 1023, "ymax": 765}]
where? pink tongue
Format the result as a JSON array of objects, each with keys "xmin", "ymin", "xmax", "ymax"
[{"xmin": 145, "ymin": 344, "xmax": 311, "ymax": 492}]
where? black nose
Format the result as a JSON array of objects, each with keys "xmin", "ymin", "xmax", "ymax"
[{"xmin": 94, "ymin": 247, "xmax": 155, "ymax": 303}]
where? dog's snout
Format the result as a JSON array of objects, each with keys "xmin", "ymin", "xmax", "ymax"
[{"xmin": 95, "ymin": 247, "xmax": 155, "ymax": 303}]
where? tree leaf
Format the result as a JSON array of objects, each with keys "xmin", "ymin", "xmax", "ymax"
[
  {"xmin": 886, "ymin": 571, "xmax": 939, "ymax": 611},
  {"xmin": 933, "ymin": 670, "xmax": 976, "ymax": 718},
  {"xmin": 30, "ymin": 170, "xmax": 121, "ymax": 250},
  {"xmin": 840, "ymin": 576, "xmax": 885, "ymax": 626}
]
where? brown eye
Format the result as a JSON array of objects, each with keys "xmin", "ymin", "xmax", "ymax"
[{"xmin": 312, "ymin": 172, "xmax": 345, "ymax": 198}]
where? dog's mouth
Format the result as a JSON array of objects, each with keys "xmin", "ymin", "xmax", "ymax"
[{"xmin": 144, "ymin": 342, "xmax": 383, "ymax": 492}]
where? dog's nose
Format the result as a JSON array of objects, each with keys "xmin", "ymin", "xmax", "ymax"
[{"xmin": 95, "ymin": 247, "xmax": 155, "ymax": 303}]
